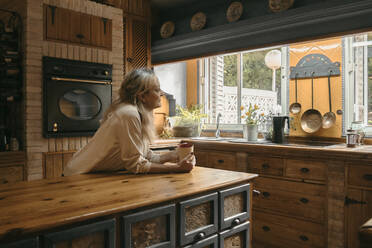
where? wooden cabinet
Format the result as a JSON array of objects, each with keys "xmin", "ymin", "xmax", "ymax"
[
  {"xmin": 2, "ymin": 238, "xmax": 38, "ymax": 248},
  {"xmin": 346, "ymin": 163, "xmax": 372, "ymax": 248},
  {"xmin": 44, "ymin": 5, "xmax": 112, "ymax": 49},
  {"xmin": 0, "ymin": 151, "xmax": 25, "ymax": 184},
  {"xmin": 122, "ymin": 204, "xmax": 175, "ymax": 248},
  {"xmin": 123, "ymin": 15, "xmax": 151, "ymax": 74},
  {"xmin": 43, "ymin": 219, "xmax": 115, "ymax": 248},
  {"xmin": 195, "ymin": 147, "xmax": 327, "ymax": 248}
]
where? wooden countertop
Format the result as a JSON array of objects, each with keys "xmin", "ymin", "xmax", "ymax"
[
  {"xmin": 187, "ymin": 139, "xmax": 372, "ymax": 162},
  {"xmin": 0, "ymin": 166, "xmax": 257, "ymax": 241}
]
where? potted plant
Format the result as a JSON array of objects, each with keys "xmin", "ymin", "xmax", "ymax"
[
  {"xmin": 172, "ymin": 105, "xmax": 207, "ymax": 137},
  {"xmin": 241, "ymin": 104, "xmax": 265, "ymax": 141}
]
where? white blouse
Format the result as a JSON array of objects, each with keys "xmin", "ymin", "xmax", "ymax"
[{"xmin": 63, "ymin": 104, "xmax": 160, "ymax": 176}]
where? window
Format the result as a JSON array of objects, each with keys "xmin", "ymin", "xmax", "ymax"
[
  {"xmin": 199, "ymin": 46, "xmax": 287, "ymax": 126},
  {"xmin": 344, "ymin": 32, "xmax": 372, "ymax": 136}
]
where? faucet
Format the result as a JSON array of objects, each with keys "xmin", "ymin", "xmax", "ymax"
[{"xmin": 215, "ymin": 113, "xmax": 222, "ymax": 138}]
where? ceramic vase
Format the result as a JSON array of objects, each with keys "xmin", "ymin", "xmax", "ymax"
[{"xmin": 246, "ymin": 124, "xmax": 258, "ymax": 141}]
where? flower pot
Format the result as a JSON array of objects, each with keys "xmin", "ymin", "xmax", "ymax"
[
  {"xmin": 246, "ymin": 124, "xmax": 258, "ymax": 141},
  {"xmin": 172, "ymin": 124, "xmax": 200, "ymax": 137}
]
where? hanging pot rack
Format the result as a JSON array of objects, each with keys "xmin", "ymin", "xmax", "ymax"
[{"xmin": 289, "ymin": 53, "xmax": 340, "ymax": 79}]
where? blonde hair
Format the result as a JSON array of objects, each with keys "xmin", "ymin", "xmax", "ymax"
[{"xmin": 102, "ymin": 68, "xmax": 158, "ymax": 142}]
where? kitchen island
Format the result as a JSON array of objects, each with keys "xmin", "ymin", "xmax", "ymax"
[
  {"xmin": 0, "ymin": 166, "xmax": 257, "ymax": 247},
  {"xmin": 188, "ymin": 139, "xmax": 372, "ymax": 248}
]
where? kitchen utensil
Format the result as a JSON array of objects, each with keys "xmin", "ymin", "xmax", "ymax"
[
  {"xmin": 289, "ymin": 74, "xmax": 301, "ymax": 114},
  {"xmin": 322, "ymin": 73, "xmax": 336, "ymax": 129},
  {"xmin": 272, "ymin": 116, "xmax": 290, "ymax": 143},
  {"xmin": 300, "ymin": 74, "xmax": 322, "ymax": 133}
]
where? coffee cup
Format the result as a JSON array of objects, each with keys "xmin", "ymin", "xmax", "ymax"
[{"xmin": 177, "ymin": 143, "xmax": 194, "ymax": 161}]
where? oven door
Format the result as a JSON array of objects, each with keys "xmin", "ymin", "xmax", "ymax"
[{"xmin": 43, "ymin": 78, "xmax": 112, "ymax": 137}]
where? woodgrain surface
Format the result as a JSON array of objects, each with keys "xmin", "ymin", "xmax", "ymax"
[
  {"xmin": 188, "ymin": 140, "xmax": 372, "ymax": 163},
  {"xmin": 0, "ymin": 166, "xmax": 256, "ymax": 241}
]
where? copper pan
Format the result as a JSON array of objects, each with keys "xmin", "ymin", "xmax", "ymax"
[{"xmin": 301, "ymin": 74, "xmax": 322, "ymax": 133}]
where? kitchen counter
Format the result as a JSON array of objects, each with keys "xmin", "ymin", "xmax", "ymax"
[
  {"xmin": 186, "ymin": 139, "xmax": 372, "ymax": 162},
  {"xmin": 0, "ymin": 166, "xmax": 257, "ymax": 243}
]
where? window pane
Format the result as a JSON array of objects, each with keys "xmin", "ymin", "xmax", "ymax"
[
  {"xmin": 222, "ymin": 54, "xmax": 239, "ymax": 124},
  {"xmin": 353, "ymin": 34, "xmax": 366, "ymax": 123},
  {"xmin": 224, "ymin": 55, "xmax": 237, "ymax": 86},
  {"xmin": 369, "ymin": 55, "xmax": 372, "ymax": 125}
]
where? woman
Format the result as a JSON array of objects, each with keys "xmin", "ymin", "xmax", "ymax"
[{"xmin": 63, "ymin": 68, "xmax": 195, "ymax": 176}]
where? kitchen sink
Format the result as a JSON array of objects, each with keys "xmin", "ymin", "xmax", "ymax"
[
  {"xmin": 191, "ymin": 137, "xmax": 234, "ymax": 141},
  {"xmin": 279, "ymin": 141, "xmax": 340, "ymax": 147}
]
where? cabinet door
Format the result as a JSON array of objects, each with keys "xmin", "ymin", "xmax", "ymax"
[
  {"xmin": 2, "ymin": 237, "xmax": 38, "ymax": 248},
  {"xmin": 219, "ymin": 184, "xmax": 250, "ymax": 230},
  {"xmin": 44, "ymin": 5, "xmax": 70, "ymax": 41},
  {"xmin": 122, "ymin": 204, "xmax": 175, "ymax": 248},
  {"xmin": 219, "ymin": 222, "xmax": 250, "ymax": 248},
  {"xmin": 179, "ymin": 193, "xmax": 218, "ymax": 246},
  {"xmin": 124, "ymin": 15, "xmax": 150, "ymax": 73},
  {"xmin": 0, "ymin": 165, "xmax": 23, "ymax": 184},
  {"xmin": 194, "ymin": 150, "xmax": 208, "ymax": 167},
  {"xmin": 70, "ymin": 11, "xmax": 91, "ymax": 45},
  {"xmin": 43, "ymin": 219, "xmax": 115, "ymax": 248},
  {"xmin": 91, "ymin": 16, "xmax": 112, "ymax": 49},
  {"xmin": 345, "ymin": 188, "xmax": 372, "ymax": 248},
  {"xmin": 184, "ymin": 234, "xmax": 218, "ymax": 248}
]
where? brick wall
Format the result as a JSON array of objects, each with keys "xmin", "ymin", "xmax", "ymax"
[{"xmin": 23, "ymin": 0, "xmax": 124, "ymax": 180}]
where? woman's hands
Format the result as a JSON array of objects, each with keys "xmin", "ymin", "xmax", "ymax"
[{"xmin": 176, "ymin": 153, "xmax": 196, "ymax": 172}]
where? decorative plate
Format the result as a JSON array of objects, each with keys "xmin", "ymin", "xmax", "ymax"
[
  {"xmin": 190, "ymin": 12, "xmax": 206, "ymax": 31},
  {"xmin": 269, "ymin": 0, "xmax": 294, "ymax": 13},
  {"xmin": 160, "ymin": 21, "xmax": 175, "ymax": 39},
  {"xmin": 226, "ymin": 1, "xmax": 243, "ymax": 23}
]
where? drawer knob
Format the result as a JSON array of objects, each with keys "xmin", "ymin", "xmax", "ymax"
[
  {"xmin": 363, "ymin": 174, "xmax": 372, "ymax": 181},
  {"xmin": 300, "ymin": 167, "xmax": 310, "ymax": 173},
  {"xmin": 76, "ymin": 34, "xmax": 84, "ymax": 39},
  {"xmin": 300, "ymin": 198, "xmax": 309, "ymax": 204},
  {"xmin": 262, "ymin": 226, "xmax": 270, "ymax": 232},
  {"xmin": 195, "ymin": 232, "xmax": 205, "ymax": 241},
  {"xmin": 262, "ymin": 163, "xmax": 270, "ymax": 169},
  {"xmin": 232, "ymin": 218, "xmax": 240, "ymax": 226},
  {"xmin": 262, "ymin": 192, "xmax": 270, "ymax": 198},
  {"xmin": 218, "ymin": 159, "xmax": 224, "ymax": 163},
  {"xmin": 299, "ymin": 235, "xmax": 309, "ymax": 241}
]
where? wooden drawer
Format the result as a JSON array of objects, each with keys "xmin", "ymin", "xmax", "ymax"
[
  {"xmin": 253, "ymin": 211, "xmax": 325, "ymax": 248},
  {"xmin": 253, "ymin": 177, "xmax": 326, "ymax": 223},
  {"xmin": 0, "ymin": 165, "xmax": 24, "ymax": 184},
  {"xmin": 219, "ymin": 222, "xmax": 250, "ymax": 248},
  {"xmin": 285, "ymin": 159, "xmax": 326, "ymax": 181},
  {"xmin": 348, "ymin": 164, "xmax": 372, "ymax": 188},
  {"xmin": 183, "ymin": 234, "xmax": 218, "ymax": 248},
  {"xmin": 208, "ymin": 151, "xmax": 236, "ymax": 170},
  {"xmin": 247, "ymin": 156, "xmax": 284, "ymax": 176},
  {"xmin": 219, "ymin": 184, "xmax": 250, "ymax": 230},
  {"xmin": 122, "ymin": 204, "xmax": 175, "ymax": 248},
  {"xmin": 44, "ymin": 219, "xmax": 115, "ymax": 248},
  {"xmin": 195, "ymin": 150, "xmax": 208, "ymax": 167},
  {"xmin": 179, "ymin": 193, "xmax": 218, "ymax": 246}
]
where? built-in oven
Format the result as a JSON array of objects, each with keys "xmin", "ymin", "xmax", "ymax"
[{"xmin": 43, "ymin": 57, "xmax": 112, "ymax": 137}]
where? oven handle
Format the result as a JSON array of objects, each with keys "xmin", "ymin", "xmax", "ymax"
[{"xmin": 51, "ymin": 76, "xmax": 112, "ymax": 85}]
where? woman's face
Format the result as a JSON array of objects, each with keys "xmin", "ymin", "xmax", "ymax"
[{"xmin": 140, "ymin": 79, "xmax": 163, "ymax": 110}]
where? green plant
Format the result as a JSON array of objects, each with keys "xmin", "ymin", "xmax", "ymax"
[
  {"xmin": 241, "ymin": 103, "xmax": 265, "ymax": 125},
  {"xmin": 174, "ymin": 105, "xmax": 207, "ymax": 127}
]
